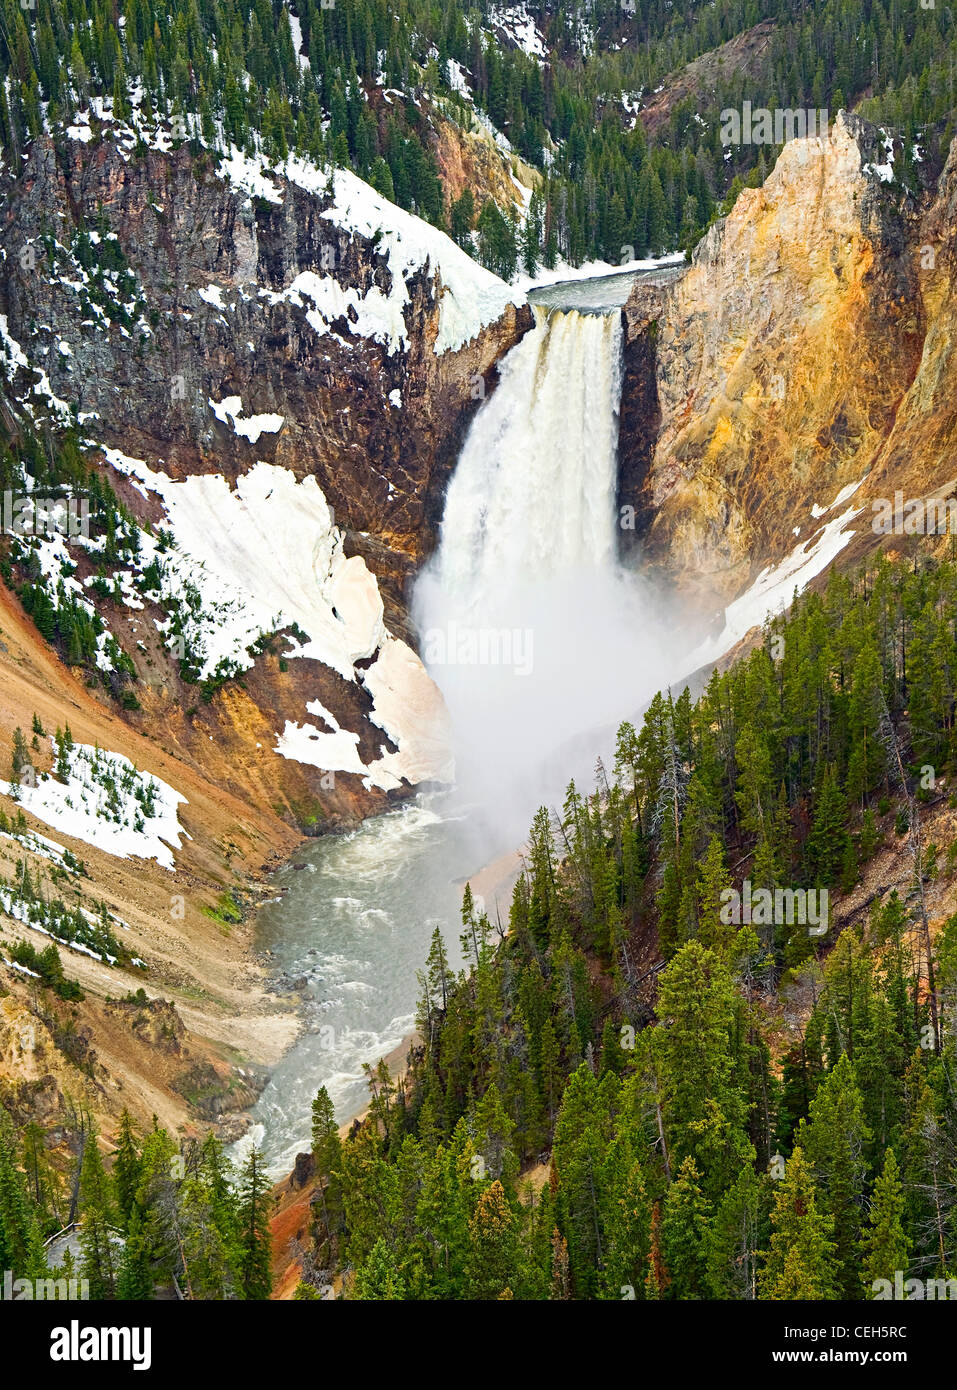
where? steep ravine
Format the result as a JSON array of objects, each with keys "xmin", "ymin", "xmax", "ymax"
[
  {"xmin": 4, "ymin": 110, "xmax": 957, "ymax": 1162},
  {"xmin": 0, "ymin": 124, "xmax": 532, "ymax": 1146}
]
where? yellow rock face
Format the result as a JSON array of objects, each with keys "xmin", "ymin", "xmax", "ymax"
[
  {"xmin": 634, "ymin": 112, "xmax": 942, "ymax": 607},
  {"xmin": 430, "ymin": 109, "xmax": 539, "ymax": 222}
]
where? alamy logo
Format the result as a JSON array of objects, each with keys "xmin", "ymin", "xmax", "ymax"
[
  {"xmin": 872, "ymin": 1273, "xmax": 957, "ymax": 1300},
  {"xmin": 49, "ymin": 1320, "xmax": 151, "ymax": 1371},
  {"xmin": 871, "ymin": 492, "xmax": 957, "ymax": 535},
  {"xmin": 720, "ymin": 879, "xmax": 828, "ymax": 935},
  {"xmin": 423, "ymin": 622, "xmax": 534, "ymax": 676},
  {"xmin": 2, "ymin": 1269, "xmax": 89, "ymax": 1300},
  {"xmin": 720, "ymin": 104, "xmax": 829, "ymax": 146},
  {"xmin": 1, "ymin": 491, "xmax": 89, "ymax": 539}
]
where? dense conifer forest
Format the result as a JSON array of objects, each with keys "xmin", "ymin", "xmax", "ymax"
[
  {"xmin": 5, "ymin": 553, "xmax": 957, "ymax": 1299},
  {"xmin": 0, "ymin": 0, "xmax": 953, "ymax": 269}
]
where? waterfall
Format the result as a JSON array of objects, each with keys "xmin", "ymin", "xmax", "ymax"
[
  {"xmin": 414, "ymin": 302, "xmax": 677, "ymax": 847},
  {"xmin": 434, "ymin": 307, "xmax": 623, "ymax": 612},
  {"xmin": 240, "ymin": 302, "xmax": 686, "ymax": 1175}
]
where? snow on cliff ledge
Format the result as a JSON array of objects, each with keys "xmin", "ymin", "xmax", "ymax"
[
  {"xmin": 682, "ymin": 498, "xmax": 864, "ymax": 674},
  {"xmin": 325, "ymin": 161, "xmax": 523, "ymax": 355},
  {"xmin": 236, "ymin": 152, "xmax": 525, "ymax": 356},
  {"xmin": 104, "ymin": 453, "xmax": 453, "ymax": 793},
  {"xmin": 64, "ymin": 101, "xmax": 524, "ymax": 357}
]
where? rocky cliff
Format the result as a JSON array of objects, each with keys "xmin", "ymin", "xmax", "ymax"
[
  {"xmin": 0, "ymin": 115, "xmax": 530, "ymax": 1143},
  {"xmin": 620, "ymin": 112, "xmax": 956, "ymax": 631},
  {"xmin": 0, "ymin": 117, "xmax": 531, "ymax": 828}
]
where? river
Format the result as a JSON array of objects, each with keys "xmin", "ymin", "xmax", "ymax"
[{"xmin": 235, "ymin": 268, "xmax": 683, "ymax": 1177}]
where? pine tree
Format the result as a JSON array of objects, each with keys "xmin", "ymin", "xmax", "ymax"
[
  {"xmin": 411, "ymin": 1131, "xmax": 473, "ymax": 1299},
  {"xmin": 78, "ymin": 1131, "xmax": 119, "ymax": 1299},
  {"xmin": 551, "ymin": 1063, "xmax": 608, "ymax": 1296},
  {"xmin": 797, "ymin": 1053, "xmax": 871, "ymax": 1297},
  {"xmin": 0, "ymin": 1128, "xmax": 44, "ymax": 1279},
  {"xmin": 599, "ymin": 1134, "xmax": 650, "ymax": 1299},
  {"xmin": 759, "ymin": 1148, "xmax": 839, "ymax": 1300},
  {"xmin": 450, "ymin": 188, "xmax": 475, "ymax": 250},
  {"xmin": 661, "ymin": 1157, "xmax": 711, "ymax": 1299},
  {"xmin": 695, "ymin": 833, "xmax": 733, "ymax": 955},
  {"xmin": 644, "ymin": 1200, "xmax": 669, "ymax": 1300},
  {"xmin": 112, "ymin": 1110, "xmax": 142, "ymax": 1227},
  {"xmin": 353, "ymin": 1235, "xmax": 404, "ymax": 1299},
  {"xmin": 237, "ymin": 1149, "xmax": 273, "ymax": 1300},
  {"xmin": 862, "ymin": 1149, "xmax": 910, "ymax": 1295},
  {"xmin": 116, "ymin": 1208, "xmax": 154, "ymax": 1299},
  {"xmin": 656, "ymin": 941, "xmax": 751, "ymax": 1200},
  {"xmin": 467, "ymin": 1180, "xmax": 517, "ymax": 1299},
  {"xmin": 645, "ymin": 166, "xmax": 669, "ymax": 255},
  {"xmin": 807, "ymin": 764, "xmax": 851, "ymax": 889},
  {"xmin": 706, "ymin": 1164, "xmax": 768, "ymax": 1300},
  {"xmin": 310, "ymin": 1085, "xmax": 343, "ymax": 1260},
  {"xmin": 11, "ymin": 726, "xmax": 29, "ymax": 777},
  {"xmin": 21, "ymin": 1122, "xmax": 58, "ymax": 1228},
  {"xmin": 539, "ymin": 1016, "xmax": 561, "ymax": 1124}
]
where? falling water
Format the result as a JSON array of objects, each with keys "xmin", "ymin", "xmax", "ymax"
[
  {"xmin": 434, "ymin": 306, "xmax": 623, "ymax": 608},
  {"xmin": 414, "ymin": 303, "xmax": 675, "ymax": 842}
]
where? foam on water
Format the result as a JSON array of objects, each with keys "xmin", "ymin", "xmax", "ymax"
[
  {"xmin": 414, "ymin": 304, "xmax": 681, "ymax": 844},
  {"xmin": 232, "ymin": 798, "xmax": 473, "ymax": 1177}
]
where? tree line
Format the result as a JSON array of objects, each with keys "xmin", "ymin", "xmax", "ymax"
[
  {"xmin": 296, "ymin": 552, "xmax": 957, "ymax": 1298},
  {"xmin": 0, "ymin": 0, "xmax": 953, "ymax": 275},
  {"xmin": 0, "ymin": 1106, "xmax": 275, "ymax": 1299}
]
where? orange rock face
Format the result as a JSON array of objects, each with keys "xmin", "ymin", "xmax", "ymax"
[{"xmin": 622, "ymin": 113, "xmax": 955, "ymax": 618}]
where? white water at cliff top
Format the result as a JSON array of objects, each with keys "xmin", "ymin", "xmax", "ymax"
[
  {"xmin": 436, "ymin": 307, "xmax": 622, "ymax": 606},
  {"xmin": 414, "ymin": 305, "xmax": 681, "ymax": 845}
]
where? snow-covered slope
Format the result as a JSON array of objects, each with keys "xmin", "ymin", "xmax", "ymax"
[
  {"xmin": 0, "ymin": 741, "xmax": 187, "ymax": 870},
  {"xmin": 104, "ymin": 453, "xmax": 453, "ymax": 792},
  {"xmin": 221, "ymin": 150, "xmax": 524, "ymax": 355},
  {"xmin": 486, "ymin": 4, "xmax": 548, "ymax": 60}
]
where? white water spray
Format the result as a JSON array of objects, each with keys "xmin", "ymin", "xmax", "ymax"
[
  {"xmin": 437, "ymin": 307, "xmax": 623, "ymax": 603},
  {"xmin": 414, "ymin": 304, "xmax": 680, "ymax": 846}
]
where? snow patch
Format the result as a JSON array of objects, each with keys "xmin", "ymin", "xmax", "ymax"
[
  {"xmin": 101, "ymin": 454, "xmax": 450, "ymax": 787},
  {"xmin": 864, "ymin": 131, "xmax": 896, "ymax": 183},
  {"xmin": 198, "ymin": 284, "xmax": 228, "ymax": 311},
  {"xmin": 0, "ymin": 742, "xmax": 188, "ymax": 870},
  {"xmin": 487, "ymin": 3, "xmax": 547, "ymax": 59},
  {"xmin": 209, "ymin": 395, "xmax": 284, "ymax": 443},
  {"xmin": 686, "ymin": 506, "xmax": 864, "ymax": 670},
  {"xmin": 304, "ymin": 163, "xmax": 523, "ymax": 354},
  {"xmin": 811, "ymin": 476, "xmax": 866, "ymax": 519}
]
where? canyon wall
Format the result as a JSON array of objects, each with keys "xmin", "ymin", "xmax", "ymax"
[
  {"xmin": 0, "ymin": 126, "xmax": 531, "ymax": 830},
  {"xmin": 621, "ymin": 112, "xmax": 956, "ymax": 623},
  {"xmin": 0, "ymin": 124, "xmax": 529, "ymax": 1141}
]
